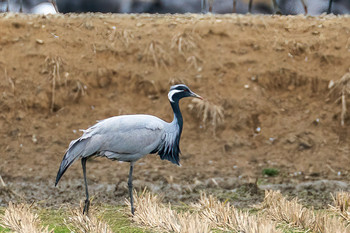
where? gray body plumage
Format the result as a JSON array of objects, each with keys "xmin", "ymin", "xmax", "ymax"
[{"xmin": 56, "ymin": 114, "xmax": 180, "ymax": 185}]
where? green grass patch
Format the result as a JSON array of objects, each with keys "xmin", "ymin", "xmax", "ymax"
[
  {"xmin": 262, "ymin": 168, "xmax": 279, "ymax": 177},
  {"xmin": 38, "ymin": 207, "xmax": 69, "ymax": 233},
  {"xmin": 0, "ymin": 226, "xmax": 11, "ymax": 233},
  {"xmin": 36, "ymin": 205, "xmax": 148, "ymax": 233},
  {"xmin": 0, "ymin": 207, "xmax": 10, "ymax": 232},
  {"xmin": 101, "ymin": 205, "xmax": 149, "ymax": 233}
]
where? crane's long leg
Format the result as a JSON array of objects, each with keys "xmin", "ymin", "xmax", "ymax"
[
  {"xmin": 49, "ymin": 0, "xmax": 59, "ymax": 13},
  {"xmin": 6, "ymin": 0, "xmax": 9, "ymax": 12},
  {"xmin": 82, "ymin": 158, "xmax": 90, "ymax": 215},
  {"xmin": 248, "ymin": 0, "xmax": 253, "ymax": 13},
  {"xmin": 201, "ymin": 0, "xmax": 208, "ymax": 13},
  {"xmin": 233, "ymin": 0, "xmax": 236, "ymax": 13},
  {"xmin": 300, "ymin": 0, "xmax": 308, "ymax": 15},
  {"xmin": 128, "ymin": 162, "xmax": 135, "ymax": 215},
  {"xmin": 327, "ymin": 0, "xmax": 333, "ymax": 14},
  {"xmin": 19, "ymin": 0, "xmax": 22, "ymax": 13},
  {"xmin": 271, "ymin": 0, "xmax": 281, "ymax": 14},
  {"xmin": 209, "ymin": 0, "xmax": 213, "ymax": 13}
]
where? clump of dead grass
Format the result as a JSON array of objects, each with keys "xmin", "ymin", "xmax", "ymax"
[
  {"xmin": 260, "ymin": 190, "xmax": 349, "ymax": 233},
  {"xmin": 0, "ymin": 175, "xmax": 23, "ymax": 201},
  {"xmin": 328, "ymin": 69, "xmax": 350, "ymax": 126},
  {"xmin": 0, "ymin": 202, "xmax": 51, "ymax": 233},
  {"xmin": 107, "ymin": 29, "xmax": 135, "ymax": 48},
  {"xmin": 193, "ymin": 193, "xmax": 281, "ymax": 233},
  {"xmin": 44, "ymin": 56, "xmax": 86, "ymax": 112},
  {"xmin": 64, "ymin": 201, "xmax": 112, "ymax": 233},
  {"xmin": 142, "ymin": 41, "xmax": 173, "ymax": 70},
  {"xmin": 171, "ymin": 32, "xmax": 199, "ymax": 56},
  {"xmin": 126, "ymin": 190, "xmax": 210, "ymax": 233},
  {"xmin": 188, "ymin": 99, "xmax": 224, "ymax": 135},
  {"xmin": 329, "ymin": 191, "xmax": 350, "ymax": 225}
]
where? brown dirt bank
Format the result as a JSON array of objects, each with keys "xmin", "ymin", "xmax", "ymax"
[{"xmin": 0, "ymin": 13, "xmax": 350, "ymax": 207}]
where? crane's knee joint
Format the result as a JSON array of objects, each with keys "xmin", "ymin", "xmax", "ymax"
[{"xmin": 128, "ymin": 181, "xmax": 133, "ymax": 188}]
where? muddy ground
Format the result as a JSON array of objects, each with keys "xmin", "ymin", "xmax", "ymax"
[{"xmin": 0, "ymin": 13, "xmax": 350, "ymax": 209}]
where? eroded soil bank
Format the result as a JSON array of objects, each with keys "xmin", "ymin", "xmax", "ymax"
[{"xmin": 0, "ymin": 13, "xmax": 350, "ymax": 207}]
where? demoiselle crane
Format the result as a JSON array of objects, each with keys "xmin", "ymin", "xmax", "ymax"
[{"xmin": 55, "ymin": 84, "xmax": 202, "ymax": 215}]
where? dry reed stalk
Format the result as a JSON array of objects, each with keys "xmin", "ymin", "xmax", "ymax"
[
  {"xmin": 5, "ymin": 68, "xmax": 15, "ymax": 94},
  {"xmin": 45, "ymin": 56, "xmax": 63, "ymax": 113},
  {"xmin": 126, "ymin": 190, "xmax": 210, "ymax": 233},
  {"xmin": 186, "ymin": 55, "xmax": 200, "ymax": 70},
  {"xmin": 0, "ymin": 176, "xmax": 23, "ymax": 200},
  {"xmin": 119, "ymin": 30, "xmax": 134, "ymax": 48},
  {"xmin": 142, "ymin": 41, "xmax": 172, "ymax": 70},
  {"xmin": 44, "ymin": 56, "xmax": 86, "ymax": 111},
  {"xmin": 0, "ymin": 175, "xmax": 6, "ymax": 187},
  {"xmin": 328, "ymin": 70, "xmax": 350, "ymax": 126},
  {"xmin": 171, "ymin": 32, "xmax": 198, "ymax": 56},
  {"xmin": 261, "ymin": 190, "xmax": 350, "ymax": 233},
  {"xmin": 189, "ymin": 99, "xmax": 224, "ymax": 135},
  {"xmin": 329, "ymin": 191, "xmax": 350, "ymax": 225},
  {"xmin": 0, "ymin": 202, "xmax": 51, "ymax": 233},
  {"xmin": 64, "ymin": 201, "xmax": 112, "ymax": 233},
  {"xmin": 107, "ymin": 29, "xmax": 134, "ymax": 48},
  {"xmin": 193, "ymin": 193, "xmax": 281, "ymax": 233}
]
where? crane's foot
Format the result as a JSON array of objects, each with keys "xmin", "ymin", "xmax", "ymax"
[{"xmin": 83, "ymin": 199, "xmax": 90, "ymax": 215}]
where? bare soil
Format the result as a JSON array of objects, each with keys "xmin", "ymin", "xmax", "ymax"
[{"xmin": 0, "ymin": 13, "xmax": 350, "ymax": 208}]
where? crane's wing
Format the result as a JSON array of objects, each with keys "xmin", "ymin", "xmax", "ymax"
[
  {"xmin": 55, "ymin": 115, "xmax": 166, "ymax": 186},
  {"xmin": 81, "ymin": 115, "xmax": 165, "ymax": 155}
]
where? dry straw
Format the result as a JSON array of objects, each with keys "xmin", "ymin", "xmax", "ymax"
[
  {"xmin": 330, "ymin": 191, "xmax": 350, "ymax": 225},
  {"xmin": 0, "ymin": 202, "xmax": 51, "ymax": 233},
  {"xmin": 142, "ymin": 41, "xmax": 172, "ymax": 70},
  {"xmin": 126, "ymin": 190, "xmax": 210, "ymax": 233},
  {"xmin": 189, "ymin": 98, "xmax": 224, "ymax": 135},
  {"xmin": 44, "ymin": 56, "xmax": 86, "ymax": 112},
  {"xmin": 261, "ymin": 190, "xmax": 350, "ymax": 233},
  {"xmin": 64, "ymin": 201, "xmax": 112, "ymax": 233},
  {"xmin": 193, "ymin": 193, "xmax": 281, "ymax": 233},
  {"xmin": 328, "ymin": 69, "xmax": 350, "ymax": 126},
  {"xmin": 171, "ymin": 32, "xmax": 199, "ymax": 56}
]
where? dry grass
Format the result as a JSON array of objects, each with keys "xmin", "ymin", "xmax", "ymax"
[
  {"xmin": 260, "ymin": 190, "xmax": 350, "ymax": 233},
  {"xmin": 193, "ymin": 193, "xmax": 281, "ymax": 233},
  {"xmin": 0, "ymin": 175, "xmax": 6, "ymax": 187},
  {"xmin": 330, "ymin": 191, "xmax": 350, "ymax": 225},
  {"xmin": 107, "ymin": 28, "xmax": 135, "ymax": 48},
  {"xmin": 171, "ymin": 32, "xmax": 199, "ymax": 56},
  {"xmin": 188, "ymin": 99, "xmax": 224, "ymax": 135},
  {"xmin": 328, "ymin": 69, "xmax": 350, "ymax": 126},
  {"xmin": 0, "ymin": 202, "xmax": 51, "ymax": 233},
  {"xmin": 44, "ymin": 56, "xmax": 63, "ymax": 113},
  {"xmin": 126, "ymin": 190, "xmax": 210, "ymax": 233},
  {"xmin": 64, "ymin": 201, "xmax": 112, "ymax": 233},
  {"xmin": 44, "ymin": 56, "xmax": 86, "ymax": 112},
  {"xmin": 142, "ymin": 41, "xmax": 172, "ymax": 70}
]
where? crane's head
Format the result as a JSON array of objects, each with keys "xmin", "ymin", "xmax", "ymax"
[{"xmin": 168, "ymin": 84, "xmax": 202, "ymax": 103}]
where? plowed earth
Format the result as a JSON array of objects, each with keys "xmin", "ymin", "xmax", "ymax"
[{"xmin": 0, "ymin": 13, "xmax": 350, "ymax": 208}]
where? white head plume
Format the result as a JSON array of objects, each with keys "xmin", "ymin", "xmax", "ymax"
[{"xmin": 168, "ymin": 89, "xmax": 182, "ymax": 102}]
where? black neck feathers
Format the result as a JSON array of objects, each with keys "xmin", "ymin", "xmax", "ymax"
[{"xmin": 170, "ymin": 100, "xmax": 183, "ymax": 136}]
